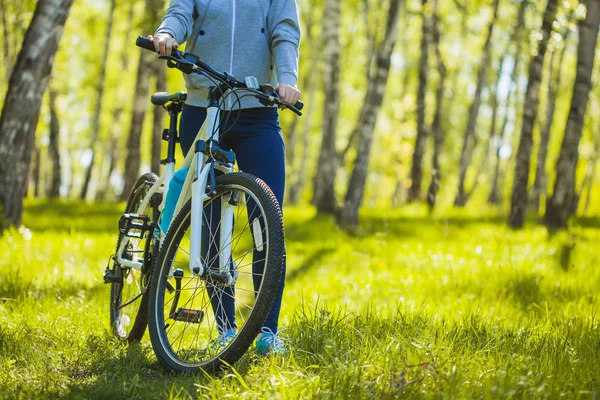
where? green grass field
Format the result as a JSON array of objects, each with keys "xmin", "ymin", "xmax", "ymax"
[{"xmin": 1, "ymin": 200, "xmax": 599, "ymax": 399}]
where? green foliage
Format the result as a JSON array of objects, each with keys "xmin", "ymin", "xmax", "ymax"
[{"xmin": 1, "ymin": 200, "xmax": 599, "ymax": 398}]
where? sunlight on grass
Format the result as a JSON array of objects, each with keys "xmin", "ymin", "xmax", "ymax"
[{"xmin": 0, "ymin": 201, "xmax": 599, "ymax": 398}]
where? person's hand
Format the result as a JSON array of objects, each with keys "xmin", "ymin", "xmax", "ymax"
[
  {"xmin": 276, "ymin": 84, "xmax": 301, "ymax": 106},
  {"xmin": 149, "ymin": 33, "xmax": 179, "ymax": 55}
]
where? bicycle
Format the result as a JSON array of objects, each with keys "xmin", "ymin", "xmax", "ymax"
[{"xmin": 104, "ymin": 35, "xmax": 303, "ymax": 373}]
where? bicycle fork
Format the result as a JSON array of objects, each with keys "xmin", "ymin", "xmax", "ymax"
[{"xmin": 188, "ymin": 106, "xmax": 235, "ymax": 285}]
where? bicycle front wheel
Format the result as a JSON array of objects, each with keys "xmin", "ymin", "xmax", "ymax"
[{"xmin": 147, "ymin": 172, "xmax": 285, "ymax": 373}]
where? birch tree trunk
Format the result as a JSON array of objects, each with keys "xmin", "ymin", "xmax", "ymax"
[
  {"xmin": 508, "ymin": 0, "xmax": 558, "ymax": 228},
  {"xmin": 545, "ymin": 0, "xmax": 600, "ymax": 229},
  {"xmin": 407, "ymin": 0, "xmax": 432, "ymax": 202},
  {"xmin": 338, "ymin": 0, "xmax": 402, "ymax": 228},
  {"xmin": 454, "ymin": 0, "xmax": 500, "ymax": 207},
  {"xmin": 390, "ymin": 1, "xmax": 410, "ymax": 207},
  {"xmin": 151, "ymin": 63, "xmax": 166, "ymax": 175},
  {"xmin": 0, "ymin": 0, "xmax": 73, "ymax": 229},
  {"xmin": 80, "ymin": 0, "xmax": 116, "ymax": 200},
  {"xmin": 426, "ymin": 0, "xmax": 446, "ymax": 209},
  {"xmin": 121, "ymin": 0, "xmax": 163, "ymax": 201},
  {"xmin": 311, "ymin": 0, "xmax": 341, "ymax": 214},
  {"xmin": 530, "ymin": 17, "xmax": 573, "ymax": 212},
  {"xmin": 33, "ymin": 148, "xmax": 41, "ymax": 198},
  {"xmin": 48, "ymin": 87, "xmax": 61, "ymax": 198},
  {"xmin": 488, "ymin": 0, "xmax": 527, "ymax": 205}
]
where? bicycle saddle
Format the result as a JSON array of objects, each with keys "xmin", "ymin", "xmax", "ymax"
[{"xmin": 151, "ymin": 91, "xmax": 187, "ymax": 106}]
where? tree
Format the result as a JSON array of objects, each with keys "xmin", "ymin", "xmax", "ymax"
[
  {"xmin": 311, "ymin": 0, "xmax": 341, "ymax": 214},
  {"xmin": 530, "ymin": 12, "xmax": 574, "ymax": 212},
  {"xmin": 545, "ymin": 0, "xmax": 599, "ymax": 229},
  {"xmin": 407, "ymin": 0, "xmax": 432, "ymax": 202},
  {"xmin": 80, "ymin": 0, "xmax": 116, "ymax": 200},
  {"xmin": 488, "ymin": 0, "xmax": 528, "ymax": 205},
  {"xmin": 0, "ymin": 0, "xmax": 74, "ymax": 229},
  {"xmin": 121, "ymin": 0, "xmax": 163, "ymax": 201},
  {"xmin": 338, "ymin": 0, "xmax": 402, "ymax": 228},
  {"xmin": 508, "ymin": 0, "xmax": 558, "ymax": 228},
  {"xmin": 48, "ymin": 87, "xmax": 61, "ymax": 198},
  {"xmin": 425, "ymin": 0, "xmax": 446, "ymax": 209},
  {"xmin": 454, "ymin": 0, "xmax": 500, "ymax": 207}
]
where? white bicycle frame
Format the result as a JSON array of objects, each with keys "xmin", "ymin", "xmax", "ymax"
[{"xmin": 114, "ymin": 104, "xmax": 235, "ymax": 281}]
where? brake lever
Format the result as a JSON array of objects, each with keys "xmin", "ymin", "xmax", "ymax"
[{"xmin": 158, "ymin": 52, "xmax": 197, "ymax": 74}]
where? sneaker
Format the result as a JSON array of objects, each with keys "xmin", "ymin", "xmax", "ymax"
[
  {"xmin": 255, "ymin": 327, "xmax": 288, "ymax": 356},
  {"xmin": 209, "ymin": 329, "xmax": 236, "ymax": 351}
]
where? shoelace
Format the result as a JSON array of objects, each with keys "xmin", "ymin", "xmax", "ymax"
[
  {"xmin": 259, "ymin": 327, "xmax": 286, "ymax": 352},
  {"xmin": 211, "ymin": 329, "xmax": 236, "ymax": 349}
]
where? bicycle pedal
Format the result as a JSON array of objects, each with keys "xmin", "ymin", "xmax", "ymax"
[
  {"xmin": 119, "ymin": 213, "xmax": 153, "ymax": 239},
  {"xmin": 170, "ymin": 308, "xmax": 204, "ymax": 324}
]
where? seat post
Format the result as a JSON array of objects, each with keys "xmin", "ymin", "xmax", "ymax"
[{"xmin": 161, "ymin": 102, "xmax": 182, "ymax": 165}]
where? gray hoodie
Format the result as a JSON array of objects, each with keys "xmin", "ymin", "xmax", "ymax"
[{"xmin": 155, "ymin": 0, "xmax": 301, "ymax": 109}]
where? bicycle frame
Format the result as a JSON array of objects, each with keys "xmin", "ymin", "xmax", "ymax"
[{"xmin": 114, "ymin": 103, "xmax": 234, "ymax": 281}]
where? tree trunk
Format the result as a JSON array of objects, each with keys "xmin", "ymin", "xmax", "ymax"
[
  {"xmin": 508, "ymin": 0, "xmax": 558, "ymax": 228},
  {"xmin": 80, "ymin": 0, "xmax": 116, "ymax": 200},
  {"xmin": 48, "ymin": 87, "xmax": 61, "ymax": 198},
  {"xmin": 311, "ymin": 0, "xmax": 341, "ymax": 214},
  {"xmin": 338, "ymin": 0, "xmax": 402, "ymax": 228},
  {"xmin": 390, "ymin": 1, "xmax": 410, "ymax": 207},
  {"xmin": 121, "ymin": 0, "xmax": 163, "ymax": 201},
  {"xmin": 545, "ymin": 0, "xmax": 599, "ymax": 229},
  {"xmin": 488, "ymin": 0, "xmax": 527, "ymax": 205},
  {"xmin": 530, "ymin": 15, "xmax": 573, "ymax": 212},
  {"xmin": 151, "ymin": 63, "xmax": 166, "ymax": 175},
  {"xmin": 426, "ymin": 0, "xmax": 446, "ymax": 209},
  {"xmin": 0, "ymin": 0, "xmax": 73, "ymax": 229},
  {"xmin": 338, "ymin": 0, "xmax": 383, "ymax": 162},
  {"xmin": 407, "ymin": 0, "xmax": 432, "ymax": 202},
  {"xmin": 33, "ymin": 148, "xmax": 41, "ymax": 198},
  {"xmin": 454, "ymin": 0, "xmax": 500, "ymax": 207}
]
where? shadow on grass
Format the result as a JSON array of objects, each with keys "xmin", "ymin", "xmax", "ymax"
[
  {"xmin": 287, "ymin": 247, "xmax": 336, "ymax": 282},
  {"xmin": 22, "ymin": 200, "xmax": 122, "ymax": 234},
  {"xmin": 0, "ymin": 276, "xmax": 106, "ymax": 304},
  {"xmin": 67, "ymin": 336, "xmax": 264, "ymax": 399}
]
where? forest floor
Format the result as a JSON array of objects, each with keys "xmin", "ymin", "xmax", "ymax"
[{"xmin": 1, "ymin": 200, "xmax": 599, "ymax": 399}]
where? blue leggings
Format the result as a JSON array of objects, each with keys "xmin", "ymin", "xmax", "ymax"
[{"xmin": 179, "ymin": 104, "xmax": 286, "ymax": 333}]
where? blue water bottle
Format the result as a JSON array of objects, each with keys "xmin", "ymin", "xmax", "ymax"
[{"xmin": 159, "ymin": 167, "xmax": 189, "ymax": 235}]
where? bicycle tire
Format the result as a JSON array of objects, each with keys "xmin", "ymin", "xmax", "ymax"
[
  {"xmin": 147, "ymin": 172, "xmax": 285, "ymax": 373},
  {"xmin": 110, "ymin": 172, "xmax": 160, "ymax": 342}
]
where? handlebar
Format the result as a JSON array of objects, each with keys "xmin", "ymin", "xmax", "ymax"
[{"xmin": 136, "ymin": 36, "xmax": 304, "ymax": 115}]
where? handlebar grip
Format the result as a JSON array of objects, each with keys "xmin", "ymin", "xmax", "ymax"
[
  {"xmin": 136, "ymin": 36, "xmax": 156, "ymax": 52},
  {"xmin": 294, "ymin": 100, "xmax": 304, "ymax": 111}
]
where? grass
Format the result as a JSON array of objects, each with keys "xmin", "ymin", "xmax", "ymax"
[{"xmin": 1, "ymin": 199, "xmax": 599, "ymax": 398}]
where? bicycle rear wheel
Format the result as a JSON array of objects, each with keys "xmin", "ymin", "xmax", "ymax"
[
  {"xmin": 110, "ymin": 173, "xmax": 160, "ymax": 342},
  {"xmin": 147, "ymin": 172, "xmax": 285, "ymax": 373}
]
